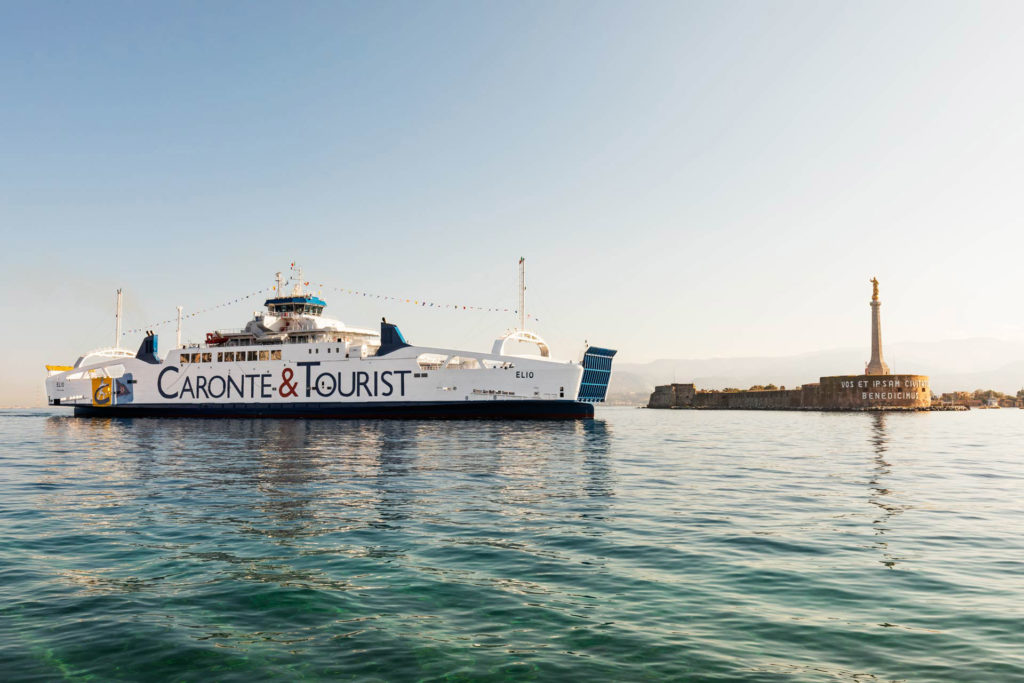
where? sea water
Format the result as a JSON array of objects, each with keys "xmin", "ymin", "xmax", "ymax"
[{"xmin": 1, "ymin": 408, "xmax": 1021, "ymax": 681}]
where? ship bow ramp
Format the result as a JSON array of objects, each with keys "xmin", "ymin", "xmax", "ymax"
[{"xmin": 577, "ymin": 346, "xmax": 617, "ymax": 402}]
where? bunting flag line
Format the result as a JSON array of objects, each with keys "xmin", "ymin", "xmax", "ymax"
[
  {"xmin": 121, "ymin": 287, "xmax": 277, "ymax": 336},
  {"xmin": 121, "ymin": 280, "xmax": 539, "ymax": 337},
  {"xmin": 318, "ymin": 284, "xmax": 538, "ymax": 321}
]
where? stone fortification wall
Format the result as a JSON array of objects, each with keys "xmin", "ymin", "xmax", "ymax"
[
  {"xmin": 692, "ymin": 388, "xmax": 804, "ymax": 410},
  {"xmin": 647, "ymin": 279, "xmax": 932, "ymax": 411},
  {"xmin": 801, "ymin": 383, "xmax": 821, "ymax": 406},
  {"xmin": 647, "ymin": 384, "xmax": 695, "ymax": 409},
  {"xmin": 647, "ymin": 376, "xmax": 929, "ymax": 411},
  {"xmin": 817, "ymin": 375, "xmax": 930, "ymax": 410},
  {"xmin": 648, "ymin": 384, "xmax": 811, "ymax": 410}
]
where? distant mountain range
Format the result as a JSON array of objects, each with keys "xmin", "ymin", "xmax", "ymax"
[{"xmin": 609, "ymin": 338, "xmax": 1024, "ymax": 403}]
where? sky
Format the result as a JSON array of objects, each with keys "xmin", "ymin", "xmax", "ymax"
[{"xmin": 2, "ymin": 1, "xmax": 1024, "ymax": 406}]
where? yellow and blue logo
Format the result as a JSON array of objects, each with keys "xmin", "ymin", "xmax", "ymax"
[{"xmin": 91, "ymin": 378, "xmax": 112, "ymax": 407}]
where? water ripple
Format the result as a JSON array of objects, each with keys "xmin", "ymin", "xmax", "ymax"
[{"xmin": 0, "ymin": 408, "xmax": 1021, "ymax": 681}]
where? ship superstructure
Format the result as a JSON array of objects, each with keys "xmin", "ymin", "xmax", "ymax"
[{"xmin": 44, "ymin": 264, "xmax": 616, "ymax": 418}]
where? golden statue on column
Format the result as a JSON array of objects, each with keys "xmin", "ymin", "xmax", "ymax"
[{"xmin": 866, "ymin": 277, "xmax": 890, "ymax": 375}]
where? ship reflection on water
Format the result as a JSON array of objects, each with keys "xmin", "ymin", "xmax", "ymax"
[
  {"xmin": 20, "ymin": 408, "xmax": 1023, "ymax": 680},
  {"xmin": 40, "ymin": 416, "xmax": 614, "ymax": 594}
]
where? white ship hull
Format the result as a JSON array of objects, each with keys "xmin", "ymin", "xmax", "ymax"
[
  {"xmin": 46, "ymin": 332, "xmax": 615, "ymax": 419},
  {"xmin": 44, "ymin": 264, "xmax": 615, "ymax": 419}
]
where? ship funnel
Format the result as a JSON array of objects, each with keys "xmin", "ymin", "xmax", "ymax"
[
  {"xmin": 376, "ymin": 320, "xmax": 410, "ymax": 356},
  {"xmin": 136, "ymin": 333, "xmax": 160, "ymax": 364}
]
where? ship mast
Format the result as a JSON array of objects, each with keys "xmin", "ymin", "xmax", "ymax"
[
  {"xmin": 176, "ymin": 306, "xmax": 183, "ymax": 348},
  {"xmin": 115, "ymin": 288, "xmax": 123, "ymax": 348},
  {"xmin": 489, "ymin": 256, "xmax": 551, "ymax": 358},
  {"xmin": 518, "ymin": 257, "xmax": 526, "ymax": 331}
]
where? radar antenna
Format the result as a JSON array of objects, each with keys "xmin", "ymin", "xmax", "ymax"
[{"xmin": 290, "ymin": 262, "xmax": 306, "ymax": 295}]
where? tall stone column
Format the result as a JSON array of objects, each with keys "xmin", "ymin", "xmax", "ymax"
[{"xmin": 866, "ymin": 277, "xmax": 891, "ymax": 375}]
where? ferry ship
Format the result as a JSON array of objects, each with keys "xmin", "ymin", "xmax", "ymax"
[{"xmin": 44, "ymin": 264, "xmax": 615, "ymax": 419}]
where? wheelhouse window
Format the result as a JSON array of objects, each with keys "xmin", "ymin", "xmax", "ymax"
[
  {"xmin": 271, "ymin": 350, "xmax": 282, "ymax": 360},
  {"xmin": 201, "ymin": 353, "xmax": 212, "ymax": 363},
  {"xmin": 269, "ymin": 300, "xmax": 323, "ymax": 315},
  {"xmin": 180, "ymin": 354, "xmax": 189, "ymax": 365},
  {"xmin": 190, "ymin": 353, "xmax": 200, "ymax": 363},
  {"xmin": 223, "ymin": 351, "xmax": 234, "ymax": 362},
  {"xmin": 258, "ymin": 350, "xmax": 269, "ymax": 361},
  {"xmin": 247, "ymin": 351, "xmax": 257, "ymax": 361}
]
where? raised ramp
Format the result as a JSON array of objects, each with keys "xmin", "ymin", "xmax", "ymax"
[{"xmin": 577, "ymin": 346, "xmax": 617, "ymax": 403}]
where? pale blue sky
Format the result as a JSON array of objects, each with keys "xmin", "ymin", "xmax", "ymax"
[{"xmin": 3, "ymin": 1, "xmax": 1023, "ymax": 404}]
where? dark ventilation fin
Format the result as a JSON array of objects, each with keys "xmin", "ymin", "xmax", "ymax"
[
  {"xmin": 136, "ymin": 334, "xmax": 160, "ymax": 364},
  {"xmin": 376, "ymin": 321, "xmax": 410, "ymax": 356}
]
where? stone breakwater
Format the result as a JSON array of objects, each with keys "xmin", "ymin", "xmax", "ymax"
[{"xmin": 649, "ymin": 375, "xmax": 931, "ymax": 411}]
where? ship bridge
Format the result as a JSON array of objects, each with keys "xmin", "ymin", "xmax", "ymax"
[{"xmin": 264, "ymin": 295, "xmax": 327, "ymax": 316}]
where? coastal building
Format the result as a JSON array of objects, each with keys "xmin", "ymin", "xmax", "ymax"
[
  {"xmin": 936, "ymin": 391, "xmax": 1021, "ymax": 409},
  {"xmin": 648, "ymin": 279, "xmax": 931, "ymax": 411}
]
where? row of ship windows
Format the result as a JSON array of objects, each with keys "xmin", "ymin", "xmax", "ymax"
[
  {"xmin": 268, "ymin": 304, "xmax": 324, "ymax": 314},
  {"xmin": 179, "ymin": 347, "xmax": 360, "ymax": 364},
  {"xmin": 306, "ymin": 347, "xmax": 362, "ymax": 355},
  {"xmin": 180, "ymin": 350, "xmax": 283, "ymax": 364}
]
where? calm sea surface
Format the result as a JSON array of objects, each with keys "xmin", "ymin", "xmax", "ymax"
[{"xmin": 1, "ymin": 408, "xmax": 1021, "ymax": 681}]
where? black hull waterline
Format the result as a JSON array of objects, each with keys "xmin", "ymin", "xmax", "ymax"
[{"xmin": 71, "ymin": 399, "xmax": 596, "ymax": 420}]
